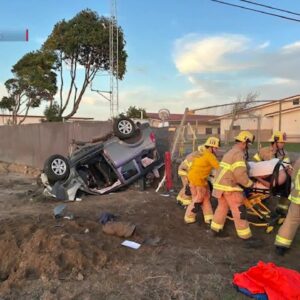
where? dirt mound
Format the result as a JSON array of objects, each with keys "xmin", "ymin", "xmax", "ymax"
[{"xmin": 0, "ymin": 216, "xmax": 107, "ymax": 294}]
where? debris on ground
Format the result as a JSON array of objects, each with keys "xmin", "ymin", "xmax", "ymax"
[
  {"xmin": 102, "ymin": 221, "xmax": 136, "ymax": 238},
  {"xmin": 121, "ymin": 240, "xmax": 141, "ymax": 250}
]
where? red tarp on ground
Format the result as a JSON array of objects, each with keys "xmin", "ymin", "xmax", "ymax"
[{"xmin": 233, "ymin": 261, "xmax": 300, "ymax": 300}]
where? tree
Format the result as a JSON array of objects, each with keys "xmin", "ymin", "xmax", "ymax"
[
  {"xmin": 226, "ymin": 92, "xmax": 258, "ymax": 144},
  {"xmin": 122, "ymin": 106, "xmax": 148, "ymax": 119},
  {"xmin": 44, "ymin": 101, "xmax": 63, "ymax": 122},
  {"xmin": 0, "ymin": 51, "xmax": 57, "ymax": 124},
  {"xmin": 42, "ymin": 9, "xmax": 127, "ymax": 120}
]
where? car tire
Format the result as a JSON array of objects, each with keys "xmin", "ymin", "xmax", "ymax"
[
  {"xmin": 44, "ymin": 154, "xmax": 70, "ymax": 183},
  {"xmin": 113, "ymin": 117, "xmax": 136, "ymax": 140}
]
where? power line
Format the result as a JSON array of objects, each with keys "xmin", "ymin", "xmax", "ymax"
[
  {"xmin": 239, "ymin": 0, "xmax": 300, "ymax": 17},
  {"xmin": 210, "ymin": 0, "xmax": 300, "ymax": 23}
]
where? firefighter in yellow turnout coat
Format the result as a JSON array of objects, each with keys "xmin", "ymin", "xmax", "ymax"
[
  {"xmin": 211, "ymin": 131, "xmax": 262, "ymax": 247},
  {"xmin": 275, "ymin": 158, "xmax": 300, "ymax": 256},
  {"xmin": 184, "ymin": 137, "xmax": 220, "ymax": 224}
]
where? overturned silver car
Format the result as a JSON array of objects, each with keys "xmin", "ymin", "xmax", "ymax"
[{"xmin": 41, "ymin": 119, "xmax": 160, "ymax": 201}]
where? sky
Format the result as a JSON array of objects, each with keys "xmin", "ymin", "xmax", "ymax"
[{"xmin": 1, "ymin": 0, "xmax": 300, "ymax": 120}]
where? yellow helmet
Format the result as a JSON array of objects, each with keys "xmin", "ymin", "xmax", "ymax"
[
  {"xmin": 269, "ymin": 131, "xmax": 287, "ymax": 143},
  {"xmin": 234, "ymin": 131, "xmax": 255, "ymax": 144},
  {"xmin": 204, "ymin": 137, "xmax": 220, "ymax": 148},
  {"xmin": 197, "ymin": 145, "xmax": 205, "ymax": 152}
]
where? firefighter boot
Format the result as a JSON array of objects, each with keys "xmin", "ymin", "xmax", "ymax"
[{"xmin": 275, "ymin": 246, "xmax": 289, "ymax": 256}]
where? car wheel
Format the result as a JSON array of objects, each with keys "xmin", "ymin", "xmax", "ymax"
[
  {"xmin": 44, "ymin": 154, "xmax": 70, "ymax": 183},
  {"xmin": 113, "ymin": 117, "xmax": 136, "ymax": 139}
]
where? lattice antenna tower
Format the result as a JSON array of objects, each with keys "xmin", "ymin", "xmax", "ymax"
[
  {"xmin": 90, "ymin": 0, "xmax": 119, "ymax": 119},
  {"xmin": 109, "ymin": 0, "xmax": 119, "ymax": 118}
]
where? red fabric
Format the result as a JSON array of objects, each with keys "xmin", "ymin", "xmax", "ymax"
[{"xmin": 233, "ymin": 261, "xmax": 300, "ymax": 300}]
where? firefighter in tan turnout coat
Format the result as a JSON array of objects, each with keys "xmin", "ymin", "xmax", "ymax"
[
  {"xmin": 211, "ymin": 131, "xmax": 261, "ymax": 247},
  {"xmin": 176, "ymin": 147, "xmax": 203, "ymax": 206}
]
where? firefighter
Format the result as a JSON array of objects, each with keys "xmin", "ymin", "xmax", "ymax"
[
  {"xmin": 275, "ymin": 158, "xmax": 300, "ymax": 256},
  {"xmin": 177, "ymin": 146, "xmax": 204, "ymax": 206},
  {"xmin": 253, "ymin": 131, "xmax": 290, "ymax": 163},
  {"xmin": 184, "ymin": 137, "xmax": 220, "ymax": 225},
  {"xmin": 211, "ymin": 131, "xmax": 261, "ymax": 247},
  {"xmin": 254, "ymin": 131, "xmax": 291, "ymax": 216}
]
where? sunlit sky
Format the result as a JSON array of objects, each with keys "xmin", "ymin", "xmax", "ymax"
[{"xmin": 1, "ymin": 0, "xmax": 300, "ymax": 119}]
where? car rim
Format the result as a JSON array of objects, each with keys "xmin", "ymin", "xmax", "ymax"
[
  {"xmin": 118, "ymin": 120, "xmax": 133, "ymax": 135},
  {"xmin": 51, "ymin": 158, "xmax": 67, "ymax": 176}
]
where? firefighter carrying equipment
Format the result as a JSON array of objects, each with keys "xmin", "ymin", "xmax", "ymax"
[
  {"xmin": 213, "ymin": 146, "xmax": 253, "ymax": 193},
  {"xmin": 254, "ymin": 130, "xmax": 290, "ymax": 163},
  {"xmin": 253, "ymin": 145, "xmax": 290, "ymax": 164},
  {"xmin": 204, "ymin": 137, "xmax": 220, "ymax": 148},
  {"xmin": 234, "ymin": 131, "xmax": 255, "ymax": 144},
  {"xmin": 211, "ymin": 145, "xmax": 253, "ymax": 239},
  {"xmin": 233, "ymin": 261, "xmax": 300, "ymax": 300},
  {"xmin": 275, "ymin": 158, "xmax": 300, "ymax": 250},
  {"xmin": 269, "ymin": 131, "xmax": 287, "ymax": 143}
]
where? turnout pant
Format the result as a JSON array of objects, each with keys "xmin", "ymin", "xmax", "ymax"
[
  {"xmin": 177, "ymin": 175, "xmax": 192, "ymax": 205},
  {"xmin": 184, "ymin": 185, "xmax": 213, "ymax": 224},
  {"xmin": 211, "ymin": 191, "xmax": 252, "ymax": 239},
  {"xmin": 275, "ymin": 202, "xmax": 300, "ymax": 248}
]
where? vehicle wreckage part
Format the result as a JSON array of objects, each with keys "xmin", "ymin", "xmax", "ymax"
[
  {"xmin": 44, "ymin": 154, "xmax": 70, "ymax": 182},
  {"xmin": 113, "ymin": 117, "xmax": 136, "ymax": 139},
  {"xmin": 53, "ymin": 204, "xmax": 66, "ymax": 218}
]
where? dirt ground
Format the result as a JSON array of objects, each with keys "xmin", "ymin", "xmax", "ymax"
[{"xmin": 0, "ymin": 172, "xmax": 299, "ymax": 300}]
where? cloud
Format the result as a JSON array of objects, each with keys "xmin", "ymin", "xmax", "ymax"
[
  {"xmin": 172, "ymin": 33, "xmax": 300, "ymax": 108},
  {"xmin": 257, "ymin": 41, "xmax": 270, "ymax": 49},
  {"xmin": 282, "ymin": 41, "xmax": 300, "ymax": 53},
  {"xmin": 174, "ymin": 34, "xmax": 250, "ymax": 74}
]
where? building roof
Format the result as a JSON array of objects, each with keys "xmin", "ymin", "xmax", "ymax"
[
  {"xmin": 265, "ymin": 105, "xmax": 300, "ymax": 117},
  {"xmin": 213, "ymin": 94, "xmax": 300, "ymax": 120},
  {"xmin": 147, "ymin": 112, "xmax": 219, "ymax": 123}
]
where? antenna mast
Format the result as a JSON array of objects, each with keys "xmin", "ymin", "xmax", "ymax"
[
  {"xmin": 90, "ymin": 0, "xmax": 119, "ymax": 119},
  {"xmin": 109, "ymin": 0, "xmax": 119, "ymax": 118}
]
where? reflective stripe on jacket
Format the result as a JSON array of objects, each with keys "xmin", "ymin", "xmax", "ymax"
[
  {"xmin": 213, "ymin": 145, "xmax": 253, "ymax": 192},
  {"xmin": 289, "ymin": 159, "xmax": 300, "ymax": 204},
  {"xmin": 178, "ymin": 151, "xmax": 199, "ymax": 176},
  {"xmin": 188, "ymin": 149, "xmax": 219, "ymax": 187},
  {"xmin": 253, "ymin": 146, "xmax": 290, "ymax": 163}
]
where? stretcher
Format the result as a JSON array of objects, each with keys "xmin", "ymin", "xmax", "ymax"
[{"xmin": 227, "ymin": 159, "xmax": 291, "ymax": 233}]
